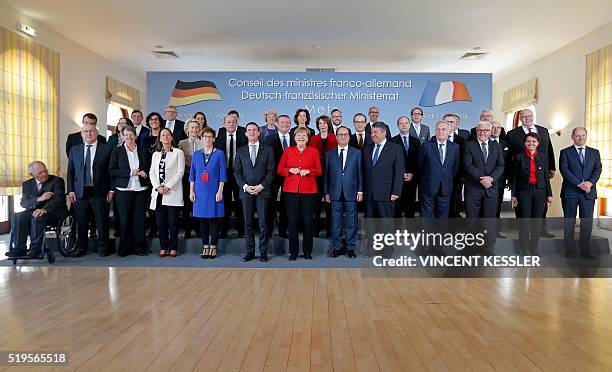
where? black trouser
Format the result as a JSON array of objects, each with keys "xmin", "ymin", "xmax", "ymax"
[
  {"xmin": 562, "ymin": 195, "xmax": 595, "ymax": 255},
  {"xmin": 394, "ymin": 181, "xmax": 417, "ymax": 218},
  {"xmin": 74, "ymin": 187, "xmax": 110, "ymax": 255},
  {"xmin": 221, "ymin": 175, "xmax": 244, "ymax": 235},
  {"xmin": 242, "ymin": 196, "xmax": 270, "ymax": 256},
  {"xmin": 285, "ymin": 192, "xmax": 316, "ymax": 256},
  {"xmin": 267, "ymin": 179, "xmax": 288, "ymax": 237},
  {"xmin": 464, "ymin": 191, "xmax": 498, "ymax": 218},
  {"xmin": 16, "ymin": 211, "xmax": 53, "ymax": 254},
  {"xmin": 181, "ymin": 173, "xmax": 197, "ymax": 235},
  {"xmin": 367, "ymin": 199, "xmax": 395, "ymax": 218},
  {"xmin": 449, "ymin": 181, "xmax": 464, "ymax": 218},
  {"xmin": 115, "ymin": 190, "xmax": 147, "ymax": 256},
  {"xmin": 495, "ymin": 186, "xmax": 505, "ymax": 218},
  {"xmin": 155, "ymin": 196, "xmax": 179, "ymax": 251},
  {"xmin": 200, "ymin": 218, "xmax": 220, "ymax": 246},
  {"xmin": 516, "ymin": 185, "xmax": 547, "ymax": 254}
]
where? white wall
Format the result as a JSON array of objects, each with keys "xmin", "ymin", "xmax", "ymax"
[
  {"xmin": 0, "ymin": 2, "xmax": 146, "ymax": 174},
  {"xmin": 492, "ymin": 22, "xmax": 612, "ymax": 216}
]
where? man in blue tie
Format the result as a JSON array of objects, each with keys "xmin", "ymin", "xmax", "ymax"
[
  {"xmin": 391, "ymin": 116, "xmax": 420, "ymax": 217},
  {"xmin": 418, "ymin": 121, "xmax": 460, "ymax": 218},
  {"xmin": 324, "ymin": 126, "xmax": 363, "ymax": 258},
  {"xmin": 67, "ymin": 122, "xmax": 114, "ymax": 256},
  {"xmin": 559, "ymin": 127, "xmax": 602, "ymax": 259},
  {"xmin": 363, "ymin": 122, "xmax": 404, "ymax": 218}
]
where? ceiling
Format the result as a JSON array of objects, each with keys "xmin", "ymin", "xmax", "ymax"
[{"xmin": 6, "ymin": 0, "xmax": 612, "ymax": 81}]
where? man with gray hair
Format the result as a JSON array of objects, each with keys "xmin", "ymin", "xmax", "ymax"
[
  {"xmin": 418, "ymin": 121, "xmax": 460, "ymax": 218},
  {"xmin": 7, "ymin": 161, "xmax": 67, "ymax": 258},
  {"xmin": 163, "ymin": 105, "xmax": 187, "ymax": 146}
]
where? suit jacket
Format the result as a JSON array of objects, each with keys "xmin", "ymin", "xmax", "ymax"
[
  {"xmin": 65, "ymin": 132, "xmax": 107, "ymax": 157},
  {"xmin": 457, "ymin": 129, "xmax": 470, "ymax": 141},
  {"xmin": 349, "ymin": 132, "xmax": 373, "ymax": 152},
  {"xmin": 264, "ymin": 132, "xmax": 295, "ymax": 185},
  {"xmin": 149, "ymin": 148, "xmax": 185, "ymax": 208},
  {"xmin": 163, "ymin": 119, "xmax": 188, "ymax": 146},
  {"xmin": 511, "ymin": 152, "xmax": 552, "ymax": 197},
  {"xmin": 217, "ymin": 126, "xmax": 246, "ymax": 142},
  {"xmin": 431, "ymin": 133, "xmax": 465, "ymax": 177},
  {"xmin": 490, "ymin": 138, "xmax": 510, "ymax": 189},
  {"xmin": 323, "ymin": 146, "xmax": 363, "ymax": 201},
  {"xmin": 234, "ymin": 143, "xmax": 275, "ymax": 199},
  {"xmin": 135, "ymin": 125, "xmax": 151, "ymax": 149},
  {"xmin": 21, "ymin": 175, "xmax": 68, "ymax": 219},
  {"xmin": 418, "ymin": 140, "xmax": 460, "ymax": 197},
  {"xmin": 109, "ymin": 145, "xmax": 151, "ymax": 190},
  {"xmin": 67, "ymin": 142, "xmax": 112, "ymax": 198},
  {"xmin": 463, "ymin": 140, "xmax": 505, "ymax": 198},
  {"xmin": 215, "ymin": 128, "xmax": 248, "ymax": 176},
  {"xmin": 559, "ymin": 145, "xmax": 602, "ymax": 200},
  {"xmin": 390, "ymin": 134, "xmax": 420, "ymax": 174},
  {"xmin": 363, "ymin": 141, "xmax": 404, "ymax": 201},
  {"xmin": 409, "ymin": 123, "xmax": 431, "ymax": 143},
  {"xmin": 506, "ymin": 125, "xmax": 555, "ymax": 171}
]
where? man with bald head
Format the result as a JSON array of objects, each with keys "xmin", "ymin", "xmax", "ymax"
[
  {"xmin": 560, "ymin": 127, "xmax": 601, "ymax": 259},
  {"xmin": 7, "ymin": 161, "xmax": 67, "ymax": 258}
]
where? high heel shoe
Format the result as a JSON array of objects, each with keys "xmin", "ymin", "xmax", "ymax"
[
  {"xmin": 159, "ymin": 249, "xmax": 167, "ymax": 257},
  {"xmin": 201, "ymin": 245, "xmax": 209, "ymax": 259},
  {"xmin": 209, "ymin": 246, "xmax": 217, "ymax": 259},
  {"xmin": 170, "ymin": 250, "xmax": 177, "ymax": 257}
]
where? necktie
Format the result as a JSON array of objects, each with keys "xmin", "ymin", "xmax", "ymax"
[
  {"xmin": 372, "ymin": 144, "xmax": 381, "ymax": 165},
  {"xmin": 85, "ymin": 144, "xmax": 93, "ymax": 185},
  {"xmin": 358, "ymin": 134, "xmax": 364, "ymax": 149},
  {"xmin": 37, "ymin": 182, "xmax": 42, "ymax": 192},
  {"xmin": 578, "ymin": 148, "xmax": 584, "ymax": 165},
  {"xmin": 402, "ymin": 136, "xmax": 409, "ymax": 153},
  {"xmin": 229, "ymin": 134, "xmax": 234, "ymax": 169},
  {"xmin": 340, "ymin": 148, "xmax": 345, "ymax": 170},
  {"xmin": 438, "ymin": 143, "xmax": 444, "ymax": 164},
  {"xmin": 282, "ymin": 135, "xmax": 288, "ymax": 150},
  {"xmin": 250, "ymin": 144, "xmax": 257, "ymax": 166},
  {"xmin": 481, "ymin": 142, "xmax": 488, "ymax": 162},
  {"xmin": 528, "ymin": 127, "xmax": 534, "ymax": 133}
]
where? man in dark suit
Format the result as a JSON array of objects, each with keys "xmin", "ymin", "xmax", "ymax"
[
  {"xmin": 391, "ymin": 116, "xmax": 420, "ymax": 218},
  {"xmin": 435, "ymin": 114, "xmax": 466, "ymax": 218},
  {"xmin": 67, "ymin": 122, "xmax": 114, "ymax": 256},
  {"xmin": 507, "ymin": 109, "xmax": 556, "ymax": 235},
  {"xmin": 453, "ymin": 113, "xmax": 470, "ymax": 141},
  {"xmin": 330, "ymin": 109, "xmax": 351, "ymax": 136},
  {"xmin": 131, "ymin": 109, "xmax": 151, "ymax": 149},
  {"xmin": 8, "ymin": 161, "xmax": 68, "ymax": 258},
  {"xmin": 163, "ymin": 105, "xmax": 187, "ymax": 146},
  {"xmin": 363, "ymin": 122, "xmax": 404, "ymax": 218},
  {"xmin": 234, "ymin": 123, "xmax": 276, "ymax": 262},
  {"xmin": 409, "ymin": 106, "xmax": 431, "ymax": 144},
  {"xmin": 217, "ymin": 110, "xmax": 246, "ymax": 140},
  {"xmin": 65, "ymin": 113, "xmax": 107, "ymax": 157},
  {"xmin": 349, "ymin": 113, "xmax": 373, "ymax": 152},
  {"xmin": 324, "ymin": 126, "xmax": 363, "ymax": 258},
  {"xmin": 560, "ymin": 127, "xmax": 602, "ymax": 259},
  {"xmin": 463, "ymin": 122, "xmax": 505, "ymax": 218},
  {"xmin": 215, "ymin": 114, "xmax": 247, "ymax": 237},
  {"xmin": 418, "ymin": 121, "xmax": 460, "ymax": 218},
  {"xmin": 490, "ymin": 121, "xmax": 511, "ymax": 237},
  {"xmin": 263, "ymin": 115, "xmax": 294, "ymax": 238}
]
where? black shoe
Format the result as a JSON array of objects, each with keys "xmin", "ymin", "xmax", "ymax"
[
  {"xmin": 260, "ymin": 255, "xmax": 269, "ymax": 262},
  {"xmin": 147, "ymin": 230, "xmax": 157, "ymax": 239},
  {"xmin": 564, "ymin": 251, "xmax": 576, "ymax": 258},
  {"xmin": 580, "ymin": 253, "xmax": 597, "ymax": 260},
  {"xmin": 496, "ymin": 232, "xmax": 507, "ymax": 239},
  {"xmin": 332, "ymin": 250, "xmax": 339, "ymax": 258},
  {"xmin": 219, "ymin": 232, "xmax": 228, "ymax": 239},
  {"xmin": 74, "ymin": 251, "xmax": 87, "ymax": 258},
  {"xmin": 541, "ymin": 231, "xmax": 555, "ymax": 238},
  {"xmin": 183, "ymin": 231, "xmax": 192, "ymax": 239},
  {"xmin": 242, "ymin": 254, "xmax": 255, "ymax": 262},
  {"xmin": 6, "ymin": 250, "xmax": 26, "ymax": 257},
  {"xmin": 279, "ymin": 232, "xmax": 289, "ymax": 239},
  {"xmin": 304, "ymin": 253, "xmax": 313, "ymax": 260},
  {"xmin": 135, "ymin": 252, "xmax": 146, "ymax": 256},
  {"xmin": 289, "ymin": 254, "xmax": 297, "ymax": 261},
  {"xmin": 27, "ymin": 250, "xmax": 41, "ymax": 259},
  {"xmin": 347, "ymin": 250, "xmax": 357, "ymax": 258},
  {"xmin": 99, "ymin": 251, "xmax": 109, "ymax": 257}
]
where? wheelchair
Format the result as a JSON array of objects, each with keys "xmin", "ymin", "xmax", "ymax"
[{"xmin": 7, "ymin": 211, "xmax": 77, "ymax": 265}]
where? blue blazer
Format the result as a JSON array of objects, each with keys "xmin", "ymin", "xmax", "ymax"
[
  {"xmin": 323, "ymin": 147, "xmax": 363, "ymax": 201},
  {"xmin": 67, "ymin": 142, "xmax": 112, "ymax": 198},
  {"xmin": 559, "ymin": 145, "xmax": 602, "ymax": 200},
  {"xmin": 418, "ymin": 140, "xmax": 460, "ymax": 197}
]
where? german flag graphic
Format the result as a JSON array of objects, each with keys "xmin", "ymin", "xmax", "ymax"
[{"xmin": 168, "ymin": 80, "xmax": 222, "ymax": 106}]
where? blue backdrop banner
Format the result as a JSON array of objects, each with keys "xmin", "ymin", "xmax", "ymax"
[{"xmin": 147, "ymin": 71, "xmax": 491, "ymax": 134}]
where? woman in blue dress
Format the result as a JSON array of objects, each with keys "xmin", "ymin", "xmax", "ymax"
[{"xmin": 189, "ymin": 127, "xmax": 227, "ymax": 259}]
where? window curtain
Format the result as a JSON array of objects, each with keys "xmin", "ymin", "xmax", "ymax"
[
  {"xmin": 0, "ymin": 26, "xmax": 59, "ymax": 195},
  {"xmin": 585, "ymin": 44, "xmax": 612, "ymax": 197},
  {"xmin": 106, "ymin": 76, "xmax": 141, "ymax": 110},
  {"xmin": 501, "ymin": 78, "xmax": 538, "ymax": 114}
]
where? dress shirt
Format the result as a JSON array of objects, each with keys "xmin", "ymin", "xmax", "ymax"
[
  {"xmin": 337, "ymin": 145, "xmax": 348, "ymax": 169},
  {"xmin": 437, "ymin": 140, "xmax": 447, "ymax": 164},
  {"xmin": 372, "ymin": 139, "xmax": 387, "ymax": 161},
  {"xmin": 134, "ymin": 124, "xmax": 142, "ymax": 137},
  {"xmin": 278, "ymin": 132, "xmax": 290, "ymax": 150},
  {"xmin": 521, "ymin": 125, "xmax": 538, "ymax": 134},
  {"xmin": 165, "ymin": 120, "xmax": 175, "ymax": 133},
  {"xmin": 226, "ymin": 130, "xmax": 237, "ymax": 165},
  {"xmin": 412, "ymin": 123, "xmax": 421, "ymax": 136}
]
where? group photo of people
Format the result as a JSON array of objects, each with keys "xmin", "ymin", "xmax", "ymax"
[{"xmin": 9, "ymin": 104, "xmax": 602, "ymax": 262}]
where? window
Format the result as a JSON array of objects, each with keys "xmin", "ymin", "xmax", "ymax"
[{"xmin": 506, "ymin": 105, "xmax": 536, "ymax": 131}]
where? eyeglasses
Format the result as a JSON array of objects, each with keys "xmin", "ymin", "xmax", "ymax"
[
  {"xmin": 202, "ymin": 135, "xmax": 214, "ymax": 139},
  {"xmin": 354, "ymin": 121, "xmax": 366, "ymax": 124},
  {"xmin": 476, "ymin": 129, "xmax": 491, "ymax": 133},
  {"xmin": 520, "ymin": 115, "xmax": 533, "ymax": 119},
  {"xmin": 336, "ymin": 133, "xmax": 350, "ymax": 137}
]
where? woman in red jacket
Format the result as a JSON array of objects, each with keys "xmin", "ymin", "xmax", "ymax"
[
  {"xmin": 278, "ymin": 127, "xmax": 322, "ymax": 260},
  {"xmin": 309, "ymin": 115, "xmax": 338, "ymax": 237}
]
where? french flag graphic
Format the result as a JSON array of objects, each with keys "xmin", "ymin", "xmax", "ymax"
[{"xmin": 418, "ymin": 80, "xmax": 472, "ymax": 107}]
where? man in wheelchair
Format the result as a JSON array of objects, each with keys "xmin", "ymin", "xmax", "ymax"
[{"xmin": 6, "ymin": 161, "xmax": 68, "ymax": 258}]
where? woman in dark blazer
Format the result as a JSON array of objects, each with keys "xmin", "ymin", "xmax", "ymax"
[
  {"xmin": 278, "ymin": 127, "xmax": 322, "ymax": 260},
  {"xmin": 289, "ymin": 108, "xmax": 316, "ymax": 138},
  {"xmin": 309, "ymin": 115, "xmax": 338, "ymax": 237},
  {"xmin": 107, "ymin": 117, "xmax": 133, "ymax": 148},
  {"xmin": 511, "ymin": 132, "xmax": 553, "ymax": 255},
  {"xmin": 109, "ymin": 125, "xmax": 151, "ymax": 256}
]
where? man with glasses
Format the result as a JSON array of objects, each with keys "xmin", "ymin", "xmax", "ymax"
[
  {"xmin": 163, "ymin": 105, "xmax": 187, "ymax": 146},
  {"xmin": 65, "ymin": 113, "xmax": 107, "ymax": 157},
  {"xmin": 409, "ymin": 106, "xmax": 430, "ymax": 143}
]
